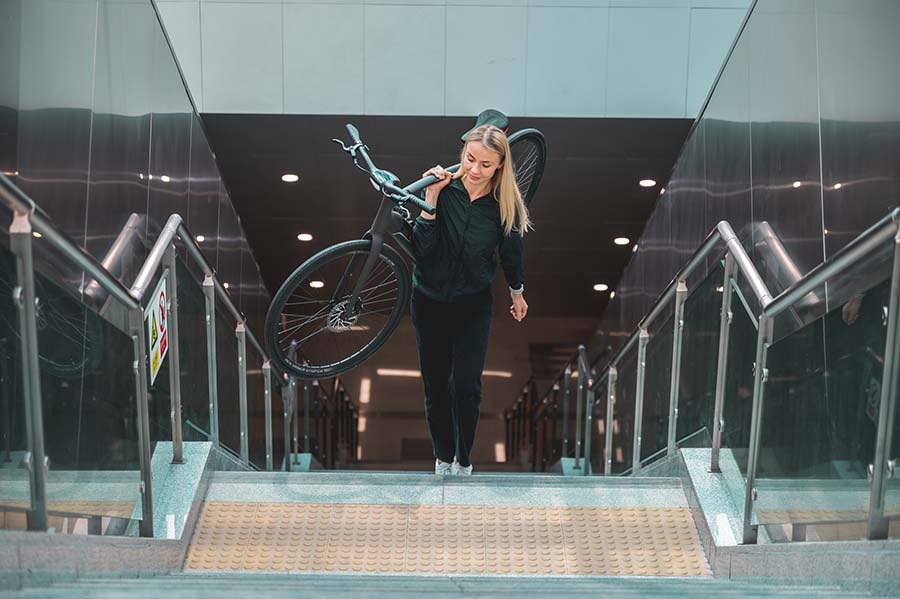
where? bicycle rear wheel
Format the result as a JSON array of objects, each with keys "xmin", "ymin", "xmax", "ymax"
[
  {"xmin": 508, "ymin": 128, "xmax": 547, "ymax": 207},
  {"xmin": 265, "ymin": 239, "xmax": 411, "ymax": 379}
]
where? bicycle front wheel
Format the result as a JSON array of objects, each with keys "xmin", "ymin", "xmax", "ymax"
[
  {"xmin": 265, "ymin": 239, "xmax": 411, "ymax": 379},
  {"xmin": 508, "ymin": 128, "xmax": 547, "ymax": 207}
]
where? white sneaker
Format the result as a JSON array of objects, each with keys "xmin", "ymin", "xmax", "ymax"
[
  {"xmin": 451, "ymin": 461, "xmax": 473, "ymax": 476},
  {"xmin": 435, "ymin": 458, "xmax": 453, "ymax": 475}
]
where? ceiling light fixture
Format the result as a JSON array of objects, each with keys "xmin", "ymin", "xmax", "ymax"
[
  {"xmin": 792, "ymin": 181, "xmax": 802, "ymax": 188},
  {"xmin": 639, "ymin": 179, "xmax": 656, "ymax": 188},
  {"xmin": 376, "ymin": 368, "xmax": 511, "ymax": 378},
  {"xmin": 223, "ymin": 283, "xmax": 230, "ymax": 289},
  {"xmin": 632, "ymin": 244, "xmax": 638, "ymax": 253},
  {"xmin": 660, "ymin": 187, "xmax": 666, "ymax": 194},
  {"xmin": 833, "ymin": 183, "xmax": 843, "ymax": 190},
  {"xmin": 609, "ymin": 291, "xmax": 616, "ymax": 299},
  {"xmin": 359, "ymin": 378, "xmax": 371, "ymax": 404},
  {"xmin": 32, "ymin": 231, "xmax": 42, "ymax": 238},
  {"xmin": 593, "ymin": 283, "xmax": 609, "ymax": 292},
  {"xmin": 614, "ymin": 237, "xmax": 630, "ymax": 246},
  {"xmin": 309, "ymin": 280, "xmax": 325, "ymax": 289},
  {"xmin": 297, "ymin": 233, "xmax": 313, "ymax": 242},
  {"xmin": 196, "ymin": 235, "xmax": 206, "ymax": 243},
  {"xmin": 160, "ymin": 175, "xmax": 171, "ymax": 183},
  {"xmin": 282, "ymin": 173, "xmax": 299, "ymax": 183}
]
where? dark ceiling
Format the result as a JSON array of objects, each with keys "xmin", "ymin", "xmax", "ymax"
[{"xmin": 201, "ymin": 114, "xmax": 693, "ymax": 320}]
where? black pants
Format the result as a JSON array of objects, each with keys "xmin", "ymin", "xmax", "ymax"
[{"xmin": 411, "ymin": 288, "xmax": 493, "ymax": 468}]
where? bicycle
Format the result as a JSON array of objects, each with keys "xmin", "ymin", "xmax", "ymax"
[{"xmin": 265, "ymin": 119, "xmax": 547, "ymax": 380}]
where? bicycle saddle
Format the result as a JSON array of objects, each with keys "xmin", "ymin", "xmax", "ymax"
[{"xmin": 461, "ymin": 109, "xmax": 509, "ymax": 142}]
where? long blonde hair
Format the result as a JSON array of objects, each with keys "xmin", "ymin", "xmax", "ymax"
[{"xmin": 455, "ymin": 125, "xmax": 532, "ymax": 236}]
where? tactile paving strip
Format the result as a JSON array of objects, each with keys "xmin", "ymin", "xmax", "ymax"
[{"xmin": 186, "ymin": 502, "xmax": 711, "ymax": 576}]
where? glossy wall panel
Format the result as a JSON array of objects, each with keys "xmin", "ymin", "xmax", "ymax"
[{"xmin": 1, "ymin": 0, "xmax": 274, "ymax": 471}]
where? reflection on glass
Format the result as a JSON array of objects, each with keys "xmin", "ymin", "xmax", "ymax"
[
  {"xmin": 754, "ymin": 278, "xmax": 890, "ymax": 533},
  {"xmin": 641, "ymin": 316, "xmax": 673, "ymax": 465},
  {"xmin": 612, "ymin": 348, "xmax": 637, "ymax": 474},
  {"xmin": 215, "ymin": 299, "xmax": 241, "ymax": 461}
]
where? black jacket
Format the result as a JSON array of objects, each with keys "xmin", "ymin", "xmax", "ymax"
[{"xmin": 411, "ymin": 178, "xmax": 525, "ymax": 302}]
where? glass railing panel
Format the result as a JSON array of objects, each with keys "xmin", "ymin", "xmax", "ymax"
[
  {"xmin": 0, "ymin": 237, "xmax": 30, "ymax": 525},
  {"xmin": 28, "ymin": 232, "xmax": 143, "ymax": 532},
  {"xmin": 175, "ymin": 260, "xmax": 210, "ymax": 440},
  {"xmin": 247, "ymin": 346, "xmax": 266, "ymax": 469},
  {"xmin": 214, "ymin": 298, "xmax": 241, "ymax": 459},
  {"xmin": 270, "ymin": 371, "xmax": 286, "ymax": 470},
  {"xmin": 887, "ymin": 405, "xmax": 900, "ymax": 538},
  {"xmin": 677, "ymin": 262, "xmax": 726, "ymax": 445},
  {"xmin": 641, "ymin": 311, "xmax": 674, "ymax": 466},
  {"xmin": 589, "ymin": 376, "xmax": 607, "ymax": 474},
  {"xmin": 721, "ymin": 282, "xmax": 758, "ymax": 477},
  {"xmin": 752, "ymin": 245, "xmax": 893, "ymax": 538},
  {"xmin": 611, "ymin": 345, "xmax": 638, "ymax": 474}
]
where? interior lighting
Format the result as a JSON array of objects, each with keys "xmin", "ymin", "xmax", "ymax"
[
  {"xmin": 792, "ymin": 181, "xmax": 802, "ymax": 188},
  {"xmin": 282, "ymin": 173, "xmax": 299, "ymax": 183},
  {"xmin": 483, "ymin": 370, "xmax": 513, "ymax": 378},
  {"xmin": 359, "ymin": 377, "xmax": 371, "ymax": 404},
  {"xmin": 196, "ymin": 235, "xmax": 206, "ymax": 243},
  {"xmin": 357, "ymin": 416, "xmax": 366, "ymax": 432},
  {"xmin": 660, "ymin": 187, "xmax": 666, "ymax": 194},
  {"xmin": 139, "ymin": 173, "xmax": 144, "ymax": 180},
  {"xmin": 609, "ymin": 291, "xmax": 616, "ymax": 299},
  {"xmin": 309, "ymin": 280, "xmax": 325, "ymax": 288},
  {"xmin": 716, "ymin": 286, "xmax": 725, "ymax": 293},
  {"xmin": 223, "ymin": 283, "xmax": 230, "ymax": 289},
  {"xmin": 593, "ymin": 283, "xmax": 609, "ymax": 292},
  {"xmin": 494, "ymin": 442, "xmax": 506, "ymax": 462},
  {"xmin": 632, "ymin": 244, "xmax": 638, "ymax": 253},
  {"xmin": 639, "ymin": 179, "xmax": 657, "ymax": 188},
  {"xmin": 160, "ymin": 175, "xmax": 171, "ymax": 183},
  {"xmin": 32, "ymin": 231, "xmax": 42, "ymax": 238},
  {"xmin": 833, "ymin": 183, "xmax": 843, "ymax": 190},
  {"xmin": 297, "ymin": 233, "xmax": 313, "ymax": 242},
  {"xmin": 3, "ymin": 170, "xmax": 19, "ymax": 177},
  {"xmin": 376, "ymin": 368, "xmax": 511, "ymax": 378},
  {"xmin": 614, "ymin": 237, "xmax": 630, "ymax": 246}
]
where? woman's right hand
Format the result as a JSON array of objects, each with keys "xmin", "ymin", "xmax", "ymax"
[{"xmin": 423, "ymin": 165, "xmax": 452, "ymax": 194}]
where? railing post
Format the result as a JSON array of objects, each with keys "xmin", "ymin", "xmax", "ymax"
[
  {"xmin": 711, "ymin": 254, "xmax": 737, "ymax": 472},
  {"xmin": 163, "ymin": 247, "xmax": 183, "ymax": 465},
  {"xmin": 283, "ymin": 378, "xmax": 292, "ymax": 472},
  {"xmin": 632, "ymin": 329, "xmax": 650, "ymax": 474},
  {"xmin": 667, "ymin": 280, "xmax": 688, "ymax": 455},
  {"xmin": 202, "ymin": 275, "xmax": 219, "ymax": 447},
  {"xmin": 562, "ymin": 366, "xmax": 571, "ymax": 456},
  {"xmin": 605, "ymin": 367, "xmax": 617, "ymax": 475},
  {"xmin": 263, "ymin": 361, "xmax": 273, "ymax": 471},
  {"xmin": 867, "ymin": 226, "xmax": 900, "ymax": 539},
  {"xmin": 127, "ymin": 306, "xmax": 154, "ymax": 537},
  {"xmin": 236, "ymin": 321, "xmax": 249, "ymax": 466},
  {"xmin": 582, "ymin": 368, "xmax": 595, "ymax": 476},
  {"xmin": 302, "ymin": 380, "xmax": 309, "ymax": 455},
  {"xmin": 573, "ymin": 362, "xmax": 584, "ymax": 470},
  {"xmin": 742, "ymin": 314, "xmax": 773, "ymax": 544},
  {"xmin": 10, "ymin": 212, "xmax": 48, "ymax": 532}
]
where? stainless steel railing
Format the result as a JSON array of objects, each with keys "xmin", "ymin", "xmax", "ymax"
[{"xmin": 0, "ymin": 173, "xmax": 284, "ymax": 537}]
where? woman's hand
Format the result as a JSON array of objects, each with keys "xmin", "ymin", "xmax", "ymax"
[
  {"xmin": 419, "ymin": 166, "xmax": 451, "ymax": 220},
  {"xmin": 510, "ymin": 293, "xmax": 528, "ymax": 322}
]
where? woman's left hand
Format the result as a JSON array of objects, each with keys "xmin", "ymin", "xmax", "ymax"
[{"xmin": 510, "ymin": 294, "xmax": 528, "ymax": 322}]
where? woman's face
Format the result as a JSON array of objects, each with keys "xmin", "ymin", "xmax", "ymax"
[{"xmin": 463, "ymin": 141, "xmax": 502, "ymax": 186}]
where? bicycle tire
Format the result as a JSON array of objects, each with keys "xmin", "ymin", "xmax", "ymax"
[
  {"xmin": 265, "ymin": 239, "xmax": 411, "ymax": 379},
  {"xmin": 508, "ymin": 128, "xmax": 547, "ymax": 208}
]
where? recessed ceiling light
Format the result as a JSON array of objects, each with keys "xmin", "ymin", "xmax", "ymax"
[
  {"xmin": 632, "ymin": 244, "xmax": 638, "ymax": 253},
  {"xmin": 593, "ymin": 283, "xmax": 609, "ymax": 292},
  {"xmin": 792, "ymin": 181, "xmax": 802, "ymax": 188},
  {"xmin": 32, "ymin": 231, "xmax": 42, "ymax": 238},
  {"xmin": 297, "ymin": 233, "xmax": 313, "ymax": 242},
  {"xmin": 223, "ymin": 283, "xmax": 230, "ymax": 289},
  {"xmin": 309, "ymin": 280, "xmax": 325, "ymax": 288},
  {"xmin": 660, "ymin": 187, "xmax": 666, "ymax": 194},
  {"xmin": 639, "ymin": 179, "xmax": 657, "ymax": 188},
  {"xmin": 609, "ymin": 291, "xmax": 616, "ymax": 299},
  {"xmin": 282, "ymin": 173, "xmax": 299, "ymax": 183},
  {"xmin": 716, "ymin": 286, "xmax": 725, "ymax": 293},
  {"xmin": 160, "ymin": 175, "xmax": 171, "ymax": 183},
  {"xmin": 614, "ymin": 237, "xmax": 630, "ymax": 246},
  {"xmin": 833, "ymin": 183, "xmax": 843, "ymax": 190},
  {"xmin": 148, "ymin": 174, "xmax": 153, "ymax": 181},
  {"xmin": 139, "ymin": 173, "xmax": 144, "ymax": 180},
  {"xmin": 196, "ymin": 235, "xmax": 206, "ymax": 243}
]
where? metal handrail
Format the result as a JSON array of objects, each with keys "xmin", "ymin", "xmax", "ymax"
[{"xmin": 0, "ymin": 173, "xmax": 284, "ymax": 538}]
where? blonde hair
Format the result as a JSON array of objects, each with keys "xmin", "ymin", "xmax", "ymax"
[{"xmin": 455, "ymin": 125, "xmax": 532, "ymax": 237}]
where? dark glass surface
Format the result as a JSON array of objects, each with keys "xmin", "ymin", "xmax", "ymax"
[
  {"xmin": 611, "ymin": 346, "xmax": 637, "ymax": 473},
  {"xmin": 247, "ymin": 347, "xmax": 266, "ymax": 469},
  {"xmin": 176, "ymin": 263, "xmax": 211, "ymax": 440},
  {"xmin": 588, "ymin": 379, "xmax": 607, "ymax": 474},
  {"xmin": 215, "ymin": 299, "xmax": 241, "ymax": 458},
  {"xmin": 641, "ymin": 314, "xmax": 674, "ymax": 465},
  {"xmin": 676, "ymin": 263, "xmax": 725, "ymax": 444},
  {"xmin": 818, "ymin": 0, "xmax": 900, "ymax": 259},
  {"xmin": 270, "ymin": 372, "xmax": 286, "ymax": 469}
]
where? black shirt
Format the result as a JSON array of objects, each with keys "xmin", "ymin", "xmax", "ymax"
[{"xmin": 411, "ymin": 178, "xmax": 525, "ymax": 302}]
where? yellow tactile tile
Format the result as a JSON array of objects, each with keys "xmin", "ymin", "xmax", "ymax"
[{"xmin": 185, "ymin": 502, "xmax": 711, "ymax": 577}]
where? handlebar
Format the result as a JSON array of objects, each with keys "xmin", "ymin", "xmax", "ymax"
[{"xmin": 342, "ymin": 123, "xmax": 436, "ymax": 215}]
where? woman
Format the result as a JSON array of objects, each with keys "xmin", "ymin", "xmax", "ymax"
[{"xmin": 411, "ymin": 125, "xmax": 531, "ymax": 475}]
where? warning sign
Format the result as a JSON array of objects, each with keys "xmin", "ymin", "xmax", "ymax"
[{"xmin": 146, "ymin": 272, "xmax": 169, "ymax": 385}]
